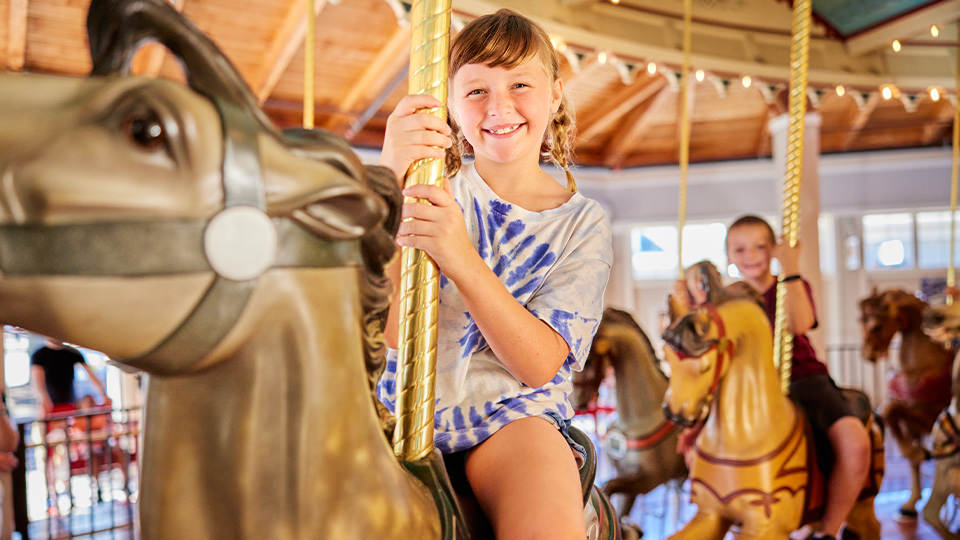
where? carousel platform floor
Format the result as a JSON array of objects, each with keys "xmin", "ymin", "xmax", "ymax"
[{"xmin": 579, "ymin": 415, "xmax": 949, "ymax": 540}]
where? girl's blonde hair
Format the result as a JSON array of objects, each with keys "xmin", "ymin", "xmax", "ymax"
[{"xmin": 445, "ymin": 9, "xmax": 577, "ymax": 192}]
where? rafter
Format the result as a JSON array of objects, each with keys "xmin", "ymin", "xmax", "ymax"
[
  {"xmin": 841, "ymin": 93, "xmax": 880, "ymax": 151},
  {"xmin": 577, "ymin": 74, "xmax": 666, "ymax": 142},
  {"xmin": 252, "ymin": 0, "xmax": 328, "ymax": 104},
  {"xmin": 603, "ymin": 86, "xmax": 676, "ymax": 169},
  {"xmin": 130, "ymin": 0, "xmax": 185, "ymax": 76},
  {"xmin": 6, "ymin": 0, "xmax": 28, "ymax": 71},
  {"xmin": 326, "ymin": 24, "xmax": 411, "ymax": 132},
  {"xmin": 921, "ymin": 99, "xmax": 955, "ymax": 145}
]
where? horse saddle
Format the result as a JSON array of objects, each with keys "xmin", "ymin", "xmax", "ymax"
[
  {"xmin": 798, "ymin": 388, "xmax": 881, "ymax": 525},
  {"xmin": 402, "ymin": 425, "xmax": 619, "ymax": 540}
]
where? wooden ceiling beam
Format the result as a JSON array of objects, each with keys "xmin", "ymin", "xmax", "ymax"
[
  {"xmin": 326, "ymin": 23, "xmax": 411, "ymax": 132},
  {"xmin": 921, "ymin": 99, "xmax": 955, "ymax": 145},
  {"xmin": 576, "ymin": 74, "xmax": 666, "ymax": 142},
  {"xmin": 253, "ymin": 0, "xmax": 328, "ymax": 104},
  {"xmin": 130, "ymin": 0, "xmax": 186, "ymax": 76},
  {"xmin": 603, "ymin": 86, "xmax": 676, "ymax": 169},
  {"xmin": 6, "ymin": 0, "xmax": 28, "ymax": 71},
  {"xmin": 841, "ymin": 93, "xmax": 880, "ymax": 150}
]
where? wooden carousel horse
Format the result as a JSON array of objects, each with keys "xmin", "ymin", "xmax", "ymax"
[
  {"xmin": 859, "ymin": 288, "xmax": 954, "ymax": 518},
  {"xmin": 0, "ymin": 1, "xmax": 622, "ymax": 538},
  {"xmin": 661, "ymin": 283, "xmax": 884, "ymax": 540},
  {"xmin": 572, "ymin": 308, "xmax": 687, "ymax": 520},
  {"xmin": 921, "ymin": 301, "xmax": 960, "ymax": 539}
]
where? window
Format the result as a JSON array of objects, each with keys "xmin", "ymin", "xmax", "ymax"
[
  {"xmin": 3, "ymin": 327, "xmax": 31, "ymax": 388},
  {"xmin": 916, "ymin": 210, "xmax": 960, "ymax": 269},
  {"xmin": 862, "ymin": 213, "xmax": 914, "ymax": 270},
  {"xmin": 631, "ymin": 222, "xmax": 729, "ymax": 279}
]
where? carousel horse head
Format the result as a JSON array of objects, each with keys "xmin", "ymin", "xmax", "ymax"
[
  {"xmin": 661, "ymin": 305, "xmax": 727, "ymax": 427},
  {"xmin": 661, "ymin": 261, "xmax": 762, "ymax": 427},
  {"xmin": 858, "ymin": 288, "xmax": 926, "ymax": 361},
  {"xmin": 0, "ymin": 0, "xmax": 399, "ymax": 375}
]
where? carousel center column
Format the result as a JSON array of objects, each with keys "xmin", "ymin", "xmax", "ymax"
[{"xmin": 768, "ymin": 112, "xmax": 826, "ymax": 358}]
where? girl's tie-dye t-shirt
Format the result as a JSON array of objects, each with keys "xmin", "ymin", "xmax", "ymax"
[{"xmin": 377, "ymin": 162, "xmax": 613, "ymax": 454}]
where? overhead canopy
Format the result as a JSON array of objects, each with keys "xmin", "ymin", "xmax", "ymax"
[{"xmin": 4, "ymin": 0, "xmax": 957, "ymax": 168}]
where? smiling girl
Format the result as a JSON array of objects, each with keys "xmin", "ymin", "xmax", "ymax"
[{"xmin": 376, "ymin": 9, "xmax": 612, "ymax": 539}]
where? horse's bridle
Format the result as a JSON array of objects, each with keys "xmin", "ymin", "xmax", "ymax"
[
  {"xmin": 0, "ymin": 97, "xmax": 362, "ymax": 364},
  {"xmin": 668, "ymin": 303, "xmax": 734, "ymax": 420}
]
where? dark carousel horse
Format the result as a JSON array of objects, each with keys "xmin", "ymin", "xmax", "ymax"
[
  {"xmin": 921, "ymin": 301, "xmax": 960, "ymax": 539},
  {"xmin": 860, "ymin": 288, "xmax": 954, "ymax": 518},
  {"xmin": 0, "ymin": 0, "xmax": 622, "ymax": 538},
  {"xmin": 572, "ymin": 308, "xmax": 687, "ymax": 521}
]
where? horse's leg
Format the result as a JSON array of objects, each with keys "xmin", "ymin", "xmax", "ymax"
[
  {"xmin": 667, "ymin": 511, "xmax": 730, "ymax": 540},
  {"xmin": 884, "ymin": 402, "xmax": 926, "ymax": 517},
  {"xmin": 923, "ymin": 461, "xmax": 960, "ymax": 540},
  {"xmin": 842, "ymin": 497, "xmax": 881, "ymax": 540}
]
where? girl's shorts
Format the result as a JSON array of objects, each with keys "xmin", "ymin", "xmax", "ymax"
[{"xmin": 442, "ymin": 412, "xmax": 587, "ymax": 495}]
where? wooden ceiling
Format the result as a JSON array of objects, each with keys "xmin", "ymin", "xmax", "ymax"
[{"xmin": 2, "ymin": 0, "xmax": 958, "ymax": 169}]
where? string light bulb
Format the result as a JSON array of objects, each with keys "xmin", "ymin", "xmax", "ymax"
[
  {"xmin": 930, "ymin": 87, "xmax": 941, "ymax": 101},
  {"xmin": 891, "ymin": 39, "xmax": 902, "ymax": 52},
  {"xmin": 835, "ymin": 84, "xmax": 845, "ymax": 97},
  {"xmin": 881, "ymin": 85, "xmax": 895, "ymax": 100},
  {"xmin": 597, "ymin": 51, "xmax": 608, "ymax": 64},
  {"xmin": 931, "ymin": 25, "xmax": 940, "ymax": 38},
  {"xmin": 647, "ymin": 62, "xmax": 657, "ymax": 75},
  {"xmin": 695, "ymin": 69, "xmax": 705, "ymax": 82},
  {"xmin": 610, "ymin": 0, "xmax": 620, "ymax": 4},
  {"xmin": 741, "ymin": 75, "xmax": 752, "ymax": 88}
]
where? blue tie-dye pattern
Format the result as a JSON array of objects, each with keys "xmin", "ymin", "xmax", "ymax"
[
  {"xmin": 374, "ymin": 164, "xmax": 611, "ymax": 454},
  {"xmin": 506, "ymin": 243, "xmax": 553, "ymax": 286},
  {"xmin": 474, "ymin": 199, "xmax": 489, "ymax": 260},
  {"xmin": 503, "ymin": 219, "xmax": 525, "ymax": 242},
  {"xmin": 452, "ymin": 407, "xmax": 466, "ymax": 430}
]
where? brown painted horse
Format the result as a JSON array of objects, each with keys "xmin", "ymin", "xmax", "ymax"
[
  {"xmin": 859, "ymin": 288, "xmax": 954, "ymax": 518},
  {"xmin": 572, "ymin": 308, "xmax": 687, "ymax": 522}
]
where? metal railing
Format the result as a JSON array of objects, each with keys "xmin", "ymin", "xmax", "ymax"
[
  {"xmin": 12, "ymin": 406, "xmax": 141, "ymax": 540},
  {"xmin": 824, "ymin": 343, "xmax": 892, "ymax": 408}
]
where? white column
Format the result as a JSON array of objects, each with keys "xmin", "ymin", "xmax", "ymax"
[
  {"xmin": 604, "ymin": 228, "xmax": 636, "ymax": 313},
  {"xmin": 768, "ymin": 113, "xmax": 826, "ymax": 357}
]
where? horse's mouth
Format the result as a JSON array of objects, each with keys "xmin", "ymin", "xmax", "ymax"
[{"xmin": 662, "ymin": 401, "xmax": 703, "ymax": 428}]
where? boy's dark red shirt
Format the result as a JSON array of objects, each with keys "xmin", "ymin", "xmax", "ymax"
[{"xmin": 761, "ymin": 278, "xmax": 828, "ymax": 380}]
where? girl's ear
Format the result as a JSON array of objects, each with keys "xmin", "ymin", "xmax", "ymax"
[{"xmin": 551, "ymin": 77, "xmax": 563, "ymax": 115}]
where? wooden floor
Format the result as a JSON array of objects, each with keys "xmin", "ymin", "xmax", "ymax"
[{"xmin": 577, "ymin": 414, "xmax": 954, "ymax": 540}]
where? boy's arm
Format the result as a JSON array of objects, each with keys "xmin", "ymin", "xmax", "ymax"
[{"xmin": 776, "ymin": 240, "xmax": 817, "ymax": 334}]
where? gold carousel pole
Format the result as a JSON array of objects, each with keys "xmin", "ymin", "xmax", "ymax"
[
  {"xmin": 392, "ymin": 0, "xmax": 451, "ymax": 461},
  {"xmin": 303, "ymin": 0, "xmax": 315, "ymax": 129},
  {"xmin": 948, "ymin": 29, "xmax": 959, "ymax": 305},
  {"xmin": 676, "ymin": 0, "xmax": 692, "ymax": 278},
  {"xmin": 772, "ymin": 0, "xmax": 812, "ymax": 394}
]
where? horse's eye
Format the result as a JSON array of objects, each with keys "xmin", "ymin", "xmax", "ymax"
[{"xmin": 125, "ymin": 111, "xmax": 166, "ymax": 151}]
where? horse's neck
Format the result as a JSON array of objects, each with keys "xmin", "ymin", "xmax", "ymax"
[
  {"xmin": 899, "ymin": 320, "xmax": 952, "ymax": 376},
  {"xmin": 701, "ymin": 303, "xmax": 796, "ymax": 456},
  {"xmin": 140, "ymin": 269, "xmax": 437, "ymax": 538},
  {"xmin": 608, "ymin": 328, "xmax": 667, "ymax": 433}
]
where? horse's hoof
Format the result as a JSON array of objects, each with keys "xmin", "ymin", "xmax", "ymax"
[{"xmin": 896, "ymin": 507, "xmax": 919, "ymax": 521}]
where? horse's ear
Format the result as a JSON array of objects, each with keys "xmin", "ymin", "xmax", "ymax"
[
  {"xmin": 261, "ymin": 133, "xmax": 389, "ymax": 240},
  {"xmin": 668, "ymin": 293, "xmax": 688, "ymax": 323}
]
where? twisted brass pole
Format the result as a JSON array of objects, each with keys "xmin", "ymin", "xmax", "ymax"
[
  {"xmin": 676, "ymin": 0, "xmax": 692, "ymax": 278},
  {"xmin": 948, "ymin": 27, "xmax": 959, "ymax": 305},
  {"xmin": 303, "ymin": 0, "xmax": 315, "ymax": 129},
  {"xmin": 392, "ymin": 0, "xmax": 451, "ymax": 461},
  {"xmin": 773, "ymin": 0, "xmax": 811, "ymax": 394}
]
